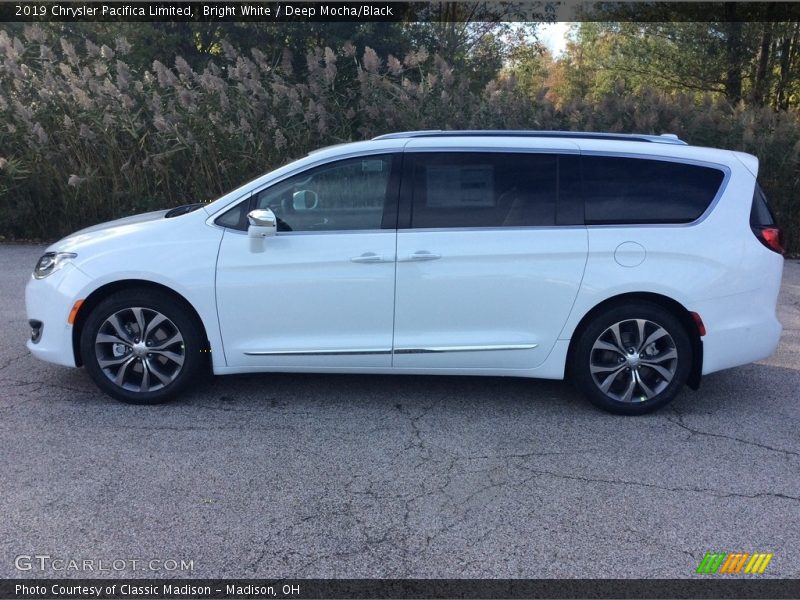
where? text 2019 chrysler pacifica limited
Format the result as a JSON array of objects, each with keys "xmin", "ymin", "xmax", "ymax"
[{"xmin": 25, "ymin": 131, "xmax": 784, "ymax": 414}]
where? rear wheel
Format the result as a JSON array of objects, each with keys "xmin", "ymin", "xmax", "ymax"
[
  {"xmin": 572, "ymin": 302, "xmax": 691, "ymax": 415},
  {"xmin": 80, "ymin": 289, "xmax": 204, "ymax": 404}
]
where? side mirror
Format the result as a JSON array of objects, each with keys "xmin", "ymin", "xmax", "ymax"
[{"xmin": 247, "ymin": 209, "xmax": 277, "ymax": 238}]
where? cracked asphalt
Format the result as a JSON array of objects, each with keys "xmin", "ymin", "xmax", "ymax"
[{"xmin": 1, "ymin": 243, "xmax": 798, "ymax": 579}]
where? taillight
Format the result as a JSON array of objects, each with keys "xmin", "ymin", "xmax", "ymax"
[{"xmin": 752, "ymin": 226, "xmax": 785, "ymax": 255}]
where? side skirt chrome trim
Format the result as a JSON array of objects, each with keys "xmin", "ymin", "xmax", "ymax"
[
  {"xmin": 244, "ymin": 349, "xmax": 392, "ymax": 356},
  {"xmin": 244, "ymin": 344, "xmax": 538, "ymax": 357},
  {"xmin": 394, "ymin": 344, "xmax": 538, "ymax": 354}
]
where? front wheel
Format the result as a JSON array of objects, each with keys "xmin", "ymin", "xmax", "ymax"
[
  {"xmin": 80, "ymin": 289, "xmax": 205, "ymax": 404},
  {"xmin": 572, "ymin": 302, "xmax": 692, "ymax": 415}
]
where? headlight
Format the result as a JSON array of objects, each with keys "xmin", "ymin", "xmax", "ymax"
[{"xmin": 33, "ymin": 252, "xmax": 77, "ymax": 279}]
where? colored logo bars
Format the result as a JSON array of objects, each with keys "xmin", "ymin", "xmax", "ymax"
[{"xmin": 696, "ymin": 552, "xmax": 773, "ymax": 574}]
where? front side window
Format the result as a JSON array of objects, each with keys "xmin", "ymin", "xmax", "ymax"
[
  {"xmin": 409, "ymin": 153, "xmax": 558, "ymax": 228},
  {"xmin": 254, "ymin": 156, "xmax": 394, "ymax": 232},
  {"xmin": 582, "ymin": 156, "xmax": 725, "ymax": 225}
]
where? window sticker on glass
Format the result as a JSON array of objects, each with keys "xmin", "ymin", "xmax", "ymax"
[
  {"xmin": 426, "ymin": 165, "xmax": 495, "ymax": 207},
  {"xmin": 361, "ymin": 159, "xmax": 384, "ymax": 173}
]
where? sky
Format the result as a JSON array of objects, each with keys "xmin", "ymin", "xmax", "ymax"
[{"xmin": 537, "ymin": 22, "xmax": 572, "ymax": 56}]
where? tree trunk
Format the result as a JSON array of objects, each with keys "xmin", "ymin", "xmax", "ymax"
[
  {"xmin": 776, "ymin": 22, "xmax": 799, "ymax": 110},
  {"xmin": 752, "ymin": 22, "xmax": 773, "ymax": 106},
  {"xmin": 724, "ymin": 6, "xmax": 744, "ymax": 104}
]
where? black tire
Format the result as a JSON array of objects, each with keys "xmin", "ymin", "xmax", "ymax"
[
  {"xmin": 572, "ymin": 302, "xmax": 692, "ymax": 415},
  {"xmin": 80, "ymin": 289, "xmax": 205, "ymax": 404}
]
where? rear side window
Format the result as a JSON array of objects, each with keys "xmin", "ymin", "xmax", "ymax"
[
  {"xmin": 582, "ymin": 156, "xmax": 725, "ymax": 225},
  {"xmin": 409, "ymin": 153, "xmax": 557, "ymax": 228}
]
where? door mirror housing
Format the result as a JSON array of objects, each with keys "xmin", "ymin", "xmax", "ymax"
[{"xmin": 247, "ymin": 209, "xmax": 277, "ymax": 238}]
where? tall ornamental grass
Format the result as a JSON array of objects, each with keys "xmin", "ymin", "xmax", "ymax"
[{"xmin": 1, "ymin": 26, "xmax": 798, "ymax": 252}]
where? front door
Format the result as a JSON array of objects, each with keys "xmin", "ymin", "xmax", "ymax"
[{"xmin": 216, "ymin": 154, "xmax": 399, "ymax": 369}]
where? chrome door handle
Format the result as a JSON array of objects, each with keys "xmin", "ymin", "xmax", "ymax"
[
  {"xmin": 351, "ymin": 252, "xmax": 386, "ymax": 264},
  {"xmin": 404, "ymin": 251, "xmax": 442, "ymax": 262}
]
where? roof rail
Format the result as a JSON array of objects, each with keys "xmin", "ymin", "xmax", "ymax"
[{"xmin": 373, "ymin": 130, "xmax": 688, "ymax": 145}]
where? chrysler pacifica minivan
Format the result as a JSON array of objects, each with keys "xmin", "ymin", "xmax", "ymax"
[{"xmin": 25, "ymin": 131, "xmax": 784, "ymax": 414}]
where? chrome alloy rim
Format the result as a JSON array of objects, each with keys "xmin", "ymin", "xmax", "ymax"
[
  {"xmin": 94, "ymin": 307, "xmax": 185, "ymax": 393},
  {"xmin": 589, "ymin": 319, "xmax": 678, "ymax": 403}
]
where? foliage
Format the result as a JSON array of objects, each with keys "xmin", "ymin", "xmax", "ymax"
[
  {"xmin": 540, "ymin": 22, "xmax": 800, "ymax": 109},
  {"xmin": 1, "ymin": 24, "xmax": 799, "ymax": 253}
]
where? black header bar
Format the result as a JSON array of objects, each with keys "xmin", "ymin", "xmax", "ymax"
[{"xmin": 2, "ymin": 1, "xmax": 800, "ymax": 23}]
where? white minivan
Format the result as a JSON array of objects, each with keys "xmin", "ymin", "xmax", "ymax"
[{"xmin": 25, "ymin": 131, "xmax": 784, "ymax": 414}]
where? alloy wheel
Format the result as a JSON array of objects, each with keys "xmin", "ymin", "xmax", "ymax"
[
  {"xmin": 589, "ymin": 318, "xmax": 678, "ymax": 403},
  {"xmin": 94, "ymin": 307, "xmax": 185, "ymax": 393}
]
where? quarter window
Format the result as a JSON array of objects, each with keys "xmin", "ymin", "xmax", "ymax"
[
  {"xmin": 582, "ymin": 156, "xmax": 725, "ymax": 225},
  {"xmin": 254, "ymin": 156, "xmax": 395, "ymax": 232},
  {"xmin": 215, "ymin": 201, "xmax": 248, "ymax": 230},
  {"xmin": 409, "ymin": 153, "xmax": 558, "ymax": 228}
]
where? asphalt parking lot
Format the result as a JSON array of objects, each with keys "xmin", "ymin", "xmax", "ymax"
[{"xmin": 1, "ymin": 243, "xmax": 798, "ymax": 579}]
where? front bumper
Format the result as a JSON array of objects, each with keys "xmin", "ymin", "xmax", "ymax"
[{"xmin": 25, "ymin": 262, "xmax": 94, "ymax": 367}]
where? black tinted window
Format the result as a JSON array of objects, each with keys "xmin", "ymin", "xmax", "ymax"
[
  {"xmin": 410, "ymin": 153, "xmax": 557, "ymax": 228},
  {"xmin": 215, "ymin": 202, "xmax": 248, "ymax": 230},
  {"xmin": 750, "ymin": 183, "xmax": 776, "ymax": 227},
  {"xmin": 582, "ymin": 156, "xmax": 725, "ymax": 224},
  {"xmin": 255, "ymin": 156, "xmax": 394, "ymax": 232}
]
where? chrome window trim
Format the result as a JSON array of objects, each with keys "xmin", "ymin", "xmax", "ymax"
[
  {"xmin": 276, "ymin": 229, "xmax": 393, "ymax": 237},
  {"xmin": 397, "ymin": 225, "xmax": 585, "ymax": 234},
  {"xmin": 218, "ymin": 228, "xmax": 393, "ymax": 237},
  {"xmin": 223, "ymin": 225, "xmax": 586, "ymax": 236}
]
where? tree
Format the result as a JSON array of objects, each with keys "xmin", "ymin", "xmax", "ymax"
[
  {"xmin": 531, "ymin": 20, "xmax": 800, "ymax": 110},
  {"xmin": 406, "ymin": 3, "xmax": 541, "ymax": 91}
]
